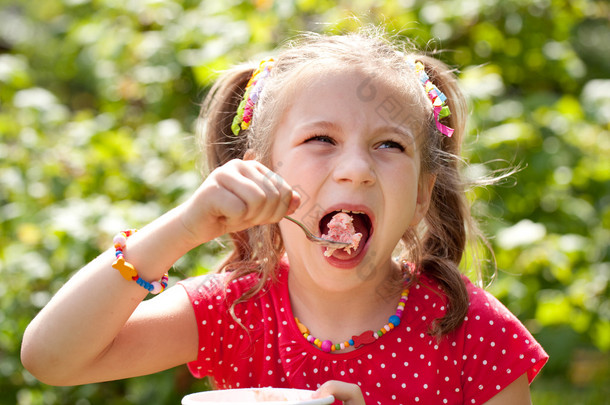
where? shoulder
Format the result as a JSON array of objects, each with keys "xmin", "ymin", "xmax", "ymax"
[
  {"xmin": 177, "ymin": 271, "xmax": 266, "ymax": 318},
  {"xmin": 410, "ymin": 273, "xmax": 525, "ymax": 332},
  {"xmin": 462, "ymin": 277, "xmax": 523, "ymax": 330},
  {"xmin": 405, "ymin": 273, "xmax": 450, "ymax": 329},
  {"xmin": 453, "ymin": 276, "xmax": 548, "ymax": 400},
  {"xmin": 177, "ymin": 260, "xmax": 289, "ymax": 312},
  {"xmin": 179, "ymin": 271, "xmax": 260, "ymax": 299},
  {"xmin": 453, "ymin": 276, "xmax": 536, "ymax": 351}
]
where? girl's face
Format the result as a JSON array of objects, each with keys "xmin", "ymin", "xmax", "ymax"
[{"xmin": 271, "ymin": 68, "xmax": 433, "ymax": 292}]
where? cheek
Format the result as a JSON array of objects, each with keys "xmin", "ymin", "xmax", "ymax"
[
  {"xmin": 284, "ymin": 173, "xmax": 320, "ymax": 216},
  {"xmin": 276, "ymin": 150, "xmax": 328, "ymax": 186},
  {"xmin": 383, "ymin": 159, "xmax": 420, "ymax": 189},
  {"xmin": 383, "ymin": 166, "xmax": 421, "ymax": 214}
]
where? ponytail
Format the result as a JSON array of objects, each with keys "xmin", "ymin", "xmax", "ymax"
[
  {"xmin": 199, "ymin": 66, "xmax": 255, "ymax": 171},
  {"xmin": 404, "ymin": 55, "xmax": 480, "ymax": 337},
  {"xmin": 198, "ymin": 63, "xmax": 284, "ymax": 304}
]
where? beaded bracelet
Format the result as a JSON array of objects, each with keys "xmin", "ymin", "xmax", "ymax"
[{"xmin": 112, "ymin": 229, "xmax": 168, "ymax": 295}]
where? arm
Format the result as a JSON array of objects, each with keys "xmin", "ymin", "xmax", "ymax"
[
  {"xmin": 21, "ymin": 159, "xmax": 298, "ymax": 385},
  {"xmin": 483, "ymin": 374, "xmax": 531, "ymax": 405},
  {"xmin": 43, "ymin": 284, "xmax": 199, "ymax": 385},
  {"xmin": 21, "ymin": 206, "xmax": 198, "ymax": 386}
]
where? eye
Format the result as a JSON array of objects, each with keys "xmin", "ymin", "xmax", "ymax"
[
  {"xmin": 304, "ymin": 134, "xmax": 336, "ymax": 145},
  {"xmin": 376, "ymin": 140, "xmax": 406, "ymax": 152}
]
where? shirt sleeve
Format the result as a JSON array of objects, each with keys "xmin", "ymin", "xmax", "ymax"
[
  {"xmin": 458, "ymin": 282, "xmax": 548, "ymax": 404},
  {"xmin": 178, "ymin": 273, "xmax": 263, "ymax": 380}
]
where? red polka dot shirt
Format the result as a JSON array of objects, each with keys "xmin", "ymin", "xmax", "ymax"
[{"xmin": 179, "ymin": 261, "xmax": 548, "ymax": 404}]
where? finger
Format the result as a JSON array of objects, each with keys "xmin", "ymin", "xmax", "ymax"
[
  {"xmin": 254, "ymin": 168, "xmax": 288, "ymax": 222},
  {"xmin": 206, "ymin": 164, "xmax": 267, "ymax": 227},
  {"xmin": 215, "ymin": 160, "xmax": 291, "ymax": 225},
  {"xmin": 216, "ymin": 173, "xmax": 267, "ymax": 224},
  {"xmin": 240, "ymin": 161, "xmax": 295, "ymax": 224},
  {"xmin": 314, "ymin": 381, "xmax": 365, "ymax": 405},
  {"xmin": 259, "ymin": 167, "xmax": 299, "ymax": 222},
  {"xmin": 202, "ymin": 179, "xmax": 251, "ymax": 227}
]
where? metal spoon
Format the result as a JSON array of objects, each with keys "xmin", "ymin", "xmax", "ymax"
[{"xmin": 283, "ymin": 216, "xmax": 351, "ymax": 249}]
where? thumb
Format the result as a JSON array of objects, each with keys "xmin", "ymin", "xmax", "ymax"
[
  {"xmin": 313, "ymin": 380, "xmax": 365, "ymax": 405},
  {"xmin": 286, "ymin": 189, "xmax": 301, "ymax": 215}
]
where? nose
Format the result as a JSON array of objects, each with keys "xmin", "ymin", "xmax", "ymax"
[{"xmin": 332, "ymin": 147, "xmax": 376, "ymax": 186}]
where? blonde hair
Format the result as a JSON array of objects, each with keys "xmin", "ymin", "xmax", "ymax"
[{"xmin": 199, "ymin": 27, "xmax": 484, "ymax": 336}]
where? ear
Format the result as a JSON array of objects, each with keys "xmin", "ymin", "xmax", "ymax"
[
  {"xmin": 410, "ymin": 173, "xmax": 436, "ymax": 227},
  {"xmin": 243, "ymin": 149, "xmax": 256, "ymax": 160}
]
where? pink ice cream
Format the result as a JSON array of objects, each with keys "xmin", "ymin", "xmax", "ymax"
[{"xmin": 321, "ymin": 212, "xmax": 363, "ymax": 257}]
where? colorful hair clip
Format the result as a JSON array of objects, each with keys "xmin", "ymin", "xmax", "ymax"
[
  {"xmin": 231, "ymin": 58, "xmax": 275, "ymax": 136},
  {"xmin": 405, "ymin": 56, "xmax": 454, "ymax": 137}
]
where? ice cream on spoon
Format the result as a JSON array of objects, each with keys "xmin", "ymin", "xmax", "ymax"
[{"xmin": 321, "ymin": 211, "xmax": 363, "ymax": 257}]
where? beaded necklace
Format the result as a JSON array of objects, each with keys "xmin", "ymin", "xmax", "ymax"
[{"xmin": 294, "ymin": 283, "xmax": 410, "ymax": 353}]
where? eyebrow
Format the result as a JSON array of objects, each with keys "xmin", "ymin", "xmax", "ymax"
[
  {"xmin": 297, "ymin": 120, "xmax": 415, "ymax": 142},
  {"xmin": 378, "ymin": 125, "xmax": 415, "ymax": 144},
  {"xmin": 296, "ymin": 120, "xmax": 342, "ymax": 134}
]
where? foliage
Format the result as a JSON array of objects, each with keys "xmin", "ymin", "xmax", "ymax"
[{"xmin": 1, "ymin": 0, "xmax": 608, "ymax": 403}]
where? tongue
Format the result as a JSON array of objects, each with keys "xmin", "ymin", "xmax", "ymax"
[{"xmin": 351, "ymin": 214, "xmax": 370, "ymax": 242}]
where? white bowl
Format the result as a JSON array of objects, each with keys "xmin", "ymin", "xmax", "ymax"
[{"xmin": 181, "ymin": 388, "xmax": 334, "ymax": 405}]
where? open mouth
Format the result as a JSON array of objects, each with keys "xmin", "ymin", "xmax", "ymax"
[{"xmin": 319, "ymin": 210, "xmax": 373, "ymax": 257}]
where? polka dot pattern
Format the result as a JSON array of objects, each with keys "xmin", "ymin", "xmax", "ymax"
[{"xmin": 179, "ymin": 262, "xmax": 548, "ymax": 404}]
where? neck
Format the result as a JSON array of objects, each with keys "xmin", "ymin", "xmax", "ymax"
[{"xmin": 287, "ymin": 259, "xmax": 403, "ymax": 345}]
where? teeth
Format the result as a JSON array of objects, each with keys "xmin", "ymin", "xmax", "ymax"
[{"xmin": 340, "ymin": 209, "xmax": 364, "ymax": 214}]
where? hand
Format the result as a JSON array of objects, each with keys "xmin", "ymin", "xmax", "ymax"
[
  {"xmin": 314, "ymin": 380, "xmax": 365, "ymax": 405},
  {"xmin": 180, "ymin": 159, "xmax": 300, "ymax": 244}
]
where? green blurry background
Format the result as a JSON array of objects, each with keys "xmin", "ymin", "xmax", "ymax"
[{"xmin": 0, "ymin": 0, "xmax": 608, "ymax": 403}]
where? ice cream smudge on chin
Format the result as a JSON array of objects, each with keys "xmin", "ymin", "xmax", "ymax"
[{"xmin": 321, "ymin": 212, "xmax": 363, "ymax": 257}]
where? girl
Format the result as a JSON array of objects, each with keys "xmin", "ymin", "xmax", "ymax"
[{"xmin": 21, "ymin": 29, "xmax": 548, "ymax": 404}]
